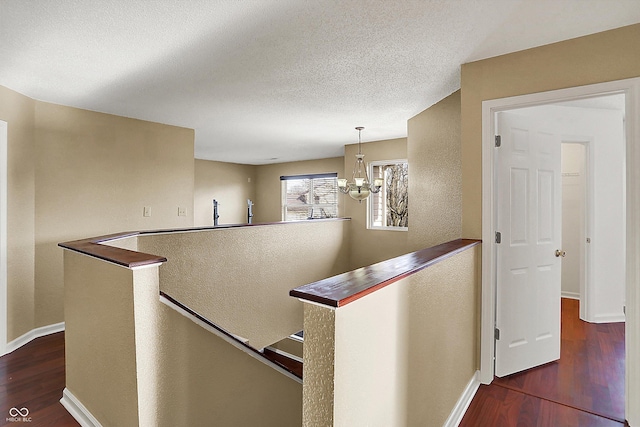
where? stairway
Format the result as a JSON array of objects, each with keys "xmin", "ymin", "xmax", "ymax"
[{"xmin": 263, "ymin": 332, "xmax": 303, "ymax": 379}]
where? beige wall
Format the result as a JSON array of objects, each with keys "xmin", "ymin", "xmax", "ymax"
[
  {"xmin": 254, "ymin": 157, "xmax": 344, "ymax": 223},
  {"xmin": 303, "ymin": 245, "xmax": 480, "ymax": 426},
  {"xmin": 302, "ymin": 304, "xmax": 335, "ymax": 427},
  {"xmin": 34, "ymin": 101, "xmax": 195, "ymax": 328},
  {"xmin": 0, "ymin": 85, "xmax": 36, "ymax": 341},
  {"xmin": 64, "ymin": 248, "xmax": 302, "ymax": 427},
  {"xmin": 407, "ymin": 90, "xmax": 462, "ymax": 250},
  {"xmin": 64, "ymin": 250, "xmax": 140, "ymax": 427},
  {"xmin": 461, "ymin": 23, "xmax": 640, "ymax": 238},
  {"xmin": 343, "ymin": 138, "xmax": 410, "ymax": 268},
  {"xmin": 138, "ymin": 219, "xmax": 350, "ymax": 350},
  {"xmin": 194, "ymin": 159, "xmax": 256, "ymax": 226}
]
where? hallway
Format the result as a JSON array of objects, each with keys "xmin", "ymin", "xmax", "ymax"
[
  {"xmin": 460, "ymin": 298, "xmax": 626, "ymax": 426},
  {"xmin": 0, "ymin": 332, "xmax": 77, "ymax": 427},
  {"xmin": 0, "ymin": 298, "xmax": 628, "ymax": 426}
]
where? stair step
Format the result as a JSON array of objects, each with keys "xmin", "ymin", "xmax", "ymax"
[{"xmin": 263, "ymin": 347, "xmax": 303, "ymax": 379}]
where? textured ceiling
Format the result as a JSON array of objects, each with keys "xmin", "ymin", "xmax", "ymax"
[{"xmin": 1, "ymin": 0, "xmax": 639, "ymax": 164}]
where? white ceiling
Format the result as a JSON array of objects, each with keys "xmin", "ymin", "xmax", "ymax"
[{"xmin": 1, "ymin": 1, "xmax": 639, "ymax": 164}]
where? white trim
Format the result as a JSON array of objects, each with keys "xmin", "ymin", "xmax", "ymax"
[
  {"xmin": 60, "ymin": 388, "xmax": 103, "ymax": 427},
  {"xmin": 296, "ymin": 298, "xmax": 337, "ymax": 310},
  {"xmin": 561, "ymin": 291, "xmax": 580, "ymax": 300},
  {"xmin": 443, "ymin": 370, "xmax": 481, "ymax": 427},
  {"xmin": 592, "ymin": 313, "xmax": 626, "ymax": 324},
  {"xmin": 288, "ymin": 333, "xmax": 304, "ymax": 343},
  {"xmin": 0, "ymin": 121, "xmax": 6, "ymax": 356},
  {"xmin": 129, "ymin": 262, "xmax": 165, "ymax": 271},
  {"xmin": 480, "ymin": 77, "xmax": 640, "ymax": 425},
  {"xmin": 625, "ymin": 78, "xmax": 640, "ymax": 427},
  {"xmin": 159, "ymin": 295, "xmax": 303, "ymax": 384},
  {"xmin": 3, "ymin": 321, "xmax": 65, "ymax": 356},
  {"xmin": 559, "ymin": 137, "xmax": 592, "ymax": 321}
]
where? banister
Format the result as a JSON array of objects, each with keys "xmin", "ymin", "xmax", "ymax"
[
  {"xmin": 159, "ymin": 291, "xmax": 303, "ymax": 383},
  {"xmin": 58, "ymin": 218, "xmax": 350, "ymax": 268},
  {"xmin": 290, "ymin": 238, "xmax": 481, "ymax": 307},
  {"xmin": 58, "ymin": 232, "xmax": 165, "ymax": 268}
]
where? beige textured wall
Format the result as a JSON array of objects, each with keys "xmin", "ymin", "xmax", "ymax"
[
  {"xmin": 461, "ymin": 23, "xmax": 640, "ymax": 238},
  {"xmin": 138, "ymin": 219, "xmax": 350, "ymax": 349},
  {"xmin": 0, "ymin": 85, "xmax": 36, "ymax": 341},
  {"xmin": 194, "ymin": 159, "xmax": 256, "ymax": 226},
  {"xmin": 34, "ymin": 101, "xmax": 195, "ymax": 328},
  {"xmin": 343, "ymin": 138, "xmax": 410, "ymax": 268},
  {"xmin": 303, "ymin": 245, "xmax": 479, "ymax": 426},
  {"xmin": 254, "ymin": 157, "xmax": 344, "ymax": 223},
  {"xmin": 64, "ymin": 250, "xmax": 140, "ymax": 427},
  {"xmin": 64, "ymin": 248, "xmax": 302, "ymax": 427},
  {"xmin": 132, "ymin": 261, "xmax": 302, "ymax": 427},
  {"xmin": 302, "ymin": 304, "xmax": 335, "ymax": 427},
  {"xmin": 407, "ymin": 91, "xmax": 462, "ymax": 250}
]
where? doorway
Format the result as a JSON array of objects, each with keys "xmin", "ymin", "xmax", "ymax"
[
  {"xmin": 505, "ymin": 96, "xmax": 626, "ymax": 325},
  {"xmin": 479, "ymin": 77, "xmax": 640, "ymax": 424},
  {"xmin": 561, "ymin": 142, "xmax": 588, "ymax": 304},
  {"xmin": 1, "ymin": 120, "xmax": 7, "ymax": 356}
]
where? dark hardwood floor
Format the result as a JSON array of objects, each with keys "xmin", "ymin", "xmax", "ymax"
[
  {"xmin": 0, "ymin": 332, "xmax": 78, "ymax": 427},
  {"xmin": 460, "ymin": 298, "xmax": 626, "ymax": 427},
  {"xmin": 0, "ymin": 299, "xmax": 627, "ymax": 426}
]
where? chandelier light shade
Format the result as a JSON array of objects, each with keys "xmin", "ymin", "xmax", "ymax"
[{"xmin": 338, "ymin": 127, "xmax": 382, "ymax": 202}]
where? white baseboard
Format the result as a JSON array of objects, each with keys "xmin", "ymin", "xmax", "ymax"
[
  {"xmin": 3, "ymin": 321, "xmax": 65, "ymax": 355},
  {"xmin": 592, "ymin": 313, "xmax": 626, "ymax": 323},
  {"xmin": 443, "ymin": 370, "xmax": 481, "ymax": 427},
  {"xmin": 561, "ymin": 292, "xmax": 580, "ymax": 300},
  {"xmin": 60, "ymin": 388, "xmax": 103, "ymax": 427}
]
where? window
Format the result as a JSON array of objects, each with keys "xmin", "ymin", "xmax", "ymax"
[
  {"xmin": 368, "ymin": 160, "xmax": 408, "ymax": 230},
  {"xmin": 281, "ymin": 173, "xmax": 338, "ymax": 221}
]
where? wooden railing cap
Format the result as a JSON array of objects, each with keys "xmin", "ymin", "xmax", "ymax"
[
  {"xmin": 58, "ymin": 218, "xmax": 351, "ymax": 268},
  {"xmin": 290, "ymin": 238, "xmax": 481, "ymax": 308}
]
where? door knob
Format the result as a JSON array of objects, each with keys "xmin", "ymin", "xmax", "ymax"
[{"xmin": 555, "ymin": 249, "xmax": 566, "ymax": 258}]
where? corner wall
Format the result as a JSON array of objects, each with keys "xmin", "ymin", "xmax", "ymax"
[
  {"xmin": 194, "ymin": 159, "xmax": 256, "ymax": 226},
  {"xmin": 34, "ymin": 101, "xmax": 195, "ymax": 328},
  {"xmin": 0, "ymin": 85, "xmax": 36, "ymax": 341},
  {"xmin": 407, "ymin": 90, "xmax": 462, "ymax": 251},
  {"xmin": 302, "ymin": 245, "xmax": 480, "ymax": 426},
  {"xmin": 343, "ymin": 138, "xmax": 409, "ymax": 268}
]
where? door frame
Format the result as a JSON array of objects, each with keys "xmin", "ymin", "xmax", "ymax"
[
  {"xmin": 0, "ymin": 120, "xmax": 7, "ymax": 356},
  {"xmin": 479, "ymin": 77, "xmax": 639, "ymax": 424},
  {"xmin": 559, "ymin": 139, "xmax": 592, "ymax": 321}
]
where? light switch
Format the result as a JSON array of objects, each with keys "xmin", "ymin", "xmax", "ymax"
[{"xmin": 143, "ymin": 206, "xmax": 151, "ymax": 217}]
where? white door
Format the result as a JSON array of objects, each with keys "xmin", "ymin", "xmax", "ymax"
[{"xmin": 495, "ymin": 111, "xmax": 562, "ymax": 377}]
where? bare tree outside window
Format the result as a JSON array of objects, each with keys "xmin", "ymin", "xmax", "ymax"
[
  {"xmin": 384, "ymin": 163, "xmax": 408, "ymax": 227},
  {"xmin": 369, "ymin": 160, "xmax": 408, "ymax": 230}
]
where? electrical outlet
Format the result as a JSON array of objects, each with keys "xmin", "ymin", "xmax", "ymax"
[
  {"xmin": 143, "ymin": 206, "xmax": 151, "ymax": 217},
  {"xmin": 178, "ymin": 207, "xmax": 187, "ymax": 217}
]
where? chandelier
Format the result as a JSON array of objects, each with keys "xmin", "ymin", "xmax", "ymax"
[{"xmin": 338, "ymin": 127, "xmax": 382, "ymax": 202}]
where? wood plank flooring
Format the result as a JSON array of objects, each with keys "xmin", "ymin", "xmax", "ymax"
[
  {"xmin": 0, "ymin": 332, "xmax": 78, "ymax": 427},
  {"xmin": 460, "ymin": 298, "xmax": 626, "ymax": 427},
  {"xmin": 0, "ymin": 298, "xmax": 627, "ymax": 426}
]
